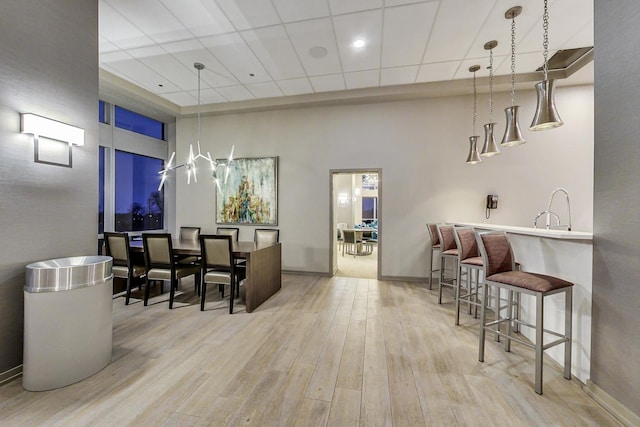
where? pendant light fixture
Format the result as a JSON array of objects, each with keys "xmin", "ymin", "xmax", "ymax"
[
  {"xmin": 530, "ymin": 0, "xmax": 563, "ymax": 130},
  {"xmin": 466, "ymin": 65, "xmax": 482, "ymax": 164},
  {"xmin": 158, "ymin": 62, "xmax": 235, "ymax": 191},
  {"xmin": 480, "ymin": 40, "xmax": 500, "ymax": 157},
  {"xmin": 501, "ymin": 6, "xmax": 526, "ymax": 147}
]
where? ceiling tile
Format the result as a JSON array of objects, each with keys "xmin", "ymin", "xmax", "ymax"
[
  {"xmin": 215, "ymin": 0, "xmax": 281, "ymax": 31},
  {"xmin": 241, "ymin": 25, "xmax": 306, "ymax": 80},
  {"xmin": 104, "ymin": 57, "xmax": 182, "ymax": 93},
  {"xmin": 452, "ymin": 56, "xmax": 508, "ymax": 80},
  {"xmin": 380, "ymin": 66, "xmax": 419, "ymax": 86},
  {"xmin": 105, "ymin": 0, "xmax": 191, "ymax": 44},
  {"xmin": 215, "ymin": 85, "xmax": 255, "ymax": 102},
  {"xmin": 99, "ymin": 37, "xmax": 119, "ymax": 53},
  {"xmin": 272, "ymin": 0, "xmax": 330, "ymax": 22},
  {"xmin": 277, "ymin": 78, "xmax": 314, "ymax": 96},
  {"xmin": 160, "ymin": 91, "xmax": 198, "ymax": 106},
  {"xmin": 188, "ymin": 88, "xmax": 228, "ymax": 104},
  {"xmin": 100, "ymin": 50, "xmax": 133, "ymax": 64},
  {"xmin": 382, "ymin": 2, "xmax": 438, "ymax": 68},
  {"xmin": 129, "ymin": 50, "xmax": 195, "ymax": 91},
  {"xmin": 333, "ymin": 9, "xmax": 382, "ymax": 72},
  {"xmin": 416, "ymin": 61, "xmax": 461, "ymax": 83},
  {"xmin": 345, "ymin": 70, "xmax": 379, "ymax": 89},
  {"xmin": 423, "ymin": 0, "xmax": 494, "ymax": 63},
  {"xmin": 384, "ymin": 0, "xmax": 428, "ymax": 6},
  {"xmin": 286, "ymin": 18, "xmax": 342, "ymax": 76},
  {"xmin": 309, "ymin": 74, "xmax": 345, "ymax": 92},
  {"xmin": 329, "ymin": 0, "xmax": 383, "ymax": 15},
  {"xmin": 160, "ymin": 42, "xmax": 239, "ymax": 88},
  {"xmin": 159, "ymin": 0, "xmax": 234, "ymax": 37},
  {"xmin": 200, "ymin": 33, "xmax": 271, "ymax": 84},
  {"xmin": 99, "ymin": 1, "xmax": 155, "ymax": 50},
  {"xmin": 246, "ymin": 81, "xmax": 284, "ymax": 99}
]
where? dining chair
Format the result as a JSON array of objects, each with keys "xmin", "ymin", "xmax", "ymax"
[
  {"xmin": 216, "ymin": 227, "xmax": 239, "ymax": 241},
  {"xmin": 199, "ymin": 234, "xmax": 238, "ymax": 313},
  {"xmin": 475, "ymin": 230, "xmax": 573, "ymax": 395},
  {"xmin": 104, "ymin": 232, "xmax": 146, "ymax": 305},
  {"xmin": 142, "ymin": 233, "xmax": 201, "ymax": 309},
  {"xmin": 254, "ymin": 228, "xmax": 279, "ymax": 246},
  {"xmin": 177, "ymin": 226, "xmax": 201, "ymax": 265}
]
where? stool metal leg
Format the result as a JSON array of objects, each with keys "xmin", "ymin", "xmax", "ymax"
[
  {"xmin": 535, "ymin": 292, "xmax": 544, "ymax": 395},
  {"xmin": 478, "ymin": 281, "xmax": 489, "ymax": 362},
  {"xmin": 564, "ymin": 287, "xmax": 572, "ymax": 380}
]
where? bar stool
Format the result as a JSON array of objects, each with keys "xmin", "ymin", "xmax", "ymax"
[
  {"xmin": 453, "ymin": 227, "xmax": 484, "ymax": 325},
  {"xmin": 425, "ymin": 223, "xmax": 441, "ymax": 289},
  {"xmin": 475, "ymin": 231, "xmax": 573, "ymax": 395},
  {"xmin": 436, "ymin": 224, "xmax": 458, "ymax": 304}
]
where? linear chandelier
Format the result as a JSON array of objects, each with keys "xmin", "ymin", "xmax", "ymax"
[{"xmin": 158, "ymin": 62, "xmax": 235, "ymax": 191}]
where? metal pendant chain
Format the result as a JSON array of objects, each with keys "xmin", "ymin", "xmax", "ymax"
[
  {"xmin": 542, "ymin": 0, "xmax": 549, "ymax": 81},
  {"xmin": 510, "ymin": 17, "xmax": 516, "ymax": 106},
  {"xmin": 473, "ymin": 71, "xmax": 477, "ymax": 135},
  {"xmin": 488, "ymin": 47, "xmax": 494, "ymax": 122}
]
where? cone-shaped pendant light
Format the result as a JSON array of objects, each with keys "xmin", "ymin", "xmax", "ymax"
[
  {"xmin": 481, "ymin": 40, "xmax": 500, "ymax": 157},
  {"xmin": 501, "ymin": 6, "xmax": 526, "ymax": 146},
  {"xmin": 530, "ymin": 0, "xmax": 563, "ymax": 130},
  {"xmin": 466, "ymin": 65, "xmax": 482, "ymax": 164}
]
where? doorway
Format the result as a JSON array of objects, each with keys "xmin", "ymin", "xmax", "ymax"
[{"xmin": 330, "ymin": 169, "xmax": 381, "ymax": 279}]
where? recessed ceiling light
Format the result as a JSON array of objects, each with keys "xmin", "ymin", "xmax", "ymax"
[{"xmin": 353, "ymin": 39, "xmax": 365, "ymax": 48}]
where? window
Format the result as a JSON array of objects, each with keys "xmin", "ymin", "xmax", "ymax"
[
  {"xmin": 114, "ymin": 105, "xmax": 164, "ymax": 140},
  {"xmin": 98, "ymin": 147, "xmax": 105, "ymax": 234},
  {"xmin": 114, "ymin": 150, "xmax": 164, "ymax": 232},
  {"xmin": 362, "ymin": 197, "xmax": 378, "ymax": 220},
  {"xmin": 362, "ymin": 174, "xmax": 378, "ymax": 190},
  {"xmin": 99, "ymin": 100, "xmax": 107, "ymax": 124}
]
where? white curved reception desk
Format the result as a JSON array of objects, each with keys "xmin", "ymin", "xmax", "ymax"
[{"xmin": 450, "ymin": 222, "xmax": 593, "ymax": 383}]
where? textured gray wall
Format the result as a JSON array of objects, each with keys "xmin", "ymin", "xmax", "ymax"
[
  {"xmin": 593, "ymin": 1, "xmax": 640, "ymax": 416},
  {"xmin": 0, "ymin": 1, "xmax": 98, "ymax": 374}
]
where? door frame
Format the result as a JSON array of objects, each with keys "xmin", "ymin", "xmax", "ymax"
[{"xmin": 329, "ymin": 168, "xmax": 382, "ymax": 279}]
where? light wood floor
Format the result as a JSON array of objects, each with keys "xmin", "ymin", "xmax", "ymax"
[{"xmin": 0, "ymin": 274, "xmax": 621, "ymax": 426}]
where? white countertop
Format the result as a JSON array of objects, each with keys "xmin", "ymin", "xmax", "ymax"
[{"xmin": 448, "ymin": 222, "xmax": 593, "ymax": 241}]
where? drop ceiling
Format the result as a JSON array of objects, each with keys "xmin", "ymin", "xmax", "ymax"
[{"xmin": 99, "ymin": 0, "xmax": 593, "ymax": 115}]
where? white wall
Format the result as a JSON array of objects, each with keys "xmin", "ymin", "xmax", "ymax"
[{"xmin": 174, "ymin": 84, "xmax": 594, "ymax": 278}]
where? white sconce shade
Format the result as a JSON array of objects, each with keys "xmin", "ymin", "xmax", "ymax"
[{"xmin": 21, "ymin": 113, "xmax": 85, "ymax": 146}]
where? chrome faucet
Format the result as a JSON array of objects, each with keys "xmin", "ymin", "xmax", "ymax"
[{"xmin": 534, "ymin": 187, "xmax": 572, "ymax": 231}]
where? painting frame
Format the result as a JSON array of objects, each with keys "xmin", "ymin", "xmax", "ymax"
[{"xmin": 216, "ymin": 156, "xmax": 278, "ymax": 226}]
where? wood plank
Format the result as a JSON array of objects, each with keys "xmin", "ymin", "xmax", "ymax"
[{"xmin": 0, "ymin": 274, "xmax": 622, "ymax": 427}]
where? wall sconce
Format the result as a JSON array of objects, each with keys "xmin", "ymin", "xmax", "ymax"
[
  {"xmin": 21, "ymin": 113, "xmax": 84, "ymax": 146},
  {"xmin": 338, "ymin": 193, "xmax": 348, "ymax": 205},
  {"xmin": 21, "ymin": 113, "xmax": 85, "ymax": 167}
]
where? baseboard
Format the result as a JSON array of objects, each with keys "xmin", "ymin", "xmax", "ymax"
[
  {"xmin": 282, "ymin": 270, "xmax": 331, "ymax": 277},
  {"xmin": 0, "ymin": 365, "xmax": 22, "ymax": 386},
  {"xmin": 378, "ymin": 275, "xmax": 429, "ymax": 283},
  {"xmin": 584, "ymin": 380, "xmax": 640, "ymax": 427}
]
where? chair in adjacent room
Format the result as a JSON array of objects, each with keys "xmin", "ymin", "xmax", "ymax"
[
  {"xmin": 199, "ymin": 234, "xmax": 238, "ymax": 314},
  {"xmin": 216, "ymin": 227, "xmax": 239, "ymax": 241},
  {"xmin": 254, "ymin": 228, "xmax": 279, "ymax": 246},
  {"xmin": 475, "ymin": 230, "xmax": 573, "ymax": 395},
  {"xmin": 425, "ymin": 223, "xmax": 441, "ymax": 290},
  {"xmin": 342, "ymin": 229, "xmax": 362, "ymax": 257},
  {"xmin": 142, "ymin": 233, "xmax": 201, "ymax": 309},
  {"xmin": 337, "ymin": 222, "xmax": 347, "ymax": 251},
  {"xmin": 436, "ymin": 224, "xmax": 459, "ymax": 304},
  {"xmin": 453, "ymin": 226, "xmax": 484, "ymax": 325},
  {"xmin": 104, "ymin": 232, "xmax": 146, "ymax": 305}
]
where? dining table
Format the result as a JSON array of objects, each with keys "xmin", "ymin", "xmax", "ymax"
[
  {"xmin": 342, "ymin": 228, "xmax": 375, "ymax": 256},
  {"xmin": 129, "ymin": 238, "xmax": 282, "ymax": 313}
]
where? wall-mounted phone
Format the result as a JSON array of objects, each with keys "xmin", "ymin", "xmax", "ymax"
[{"xmin": 486, "ymin": 194, "xmax": 498, "ymax": 219}]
